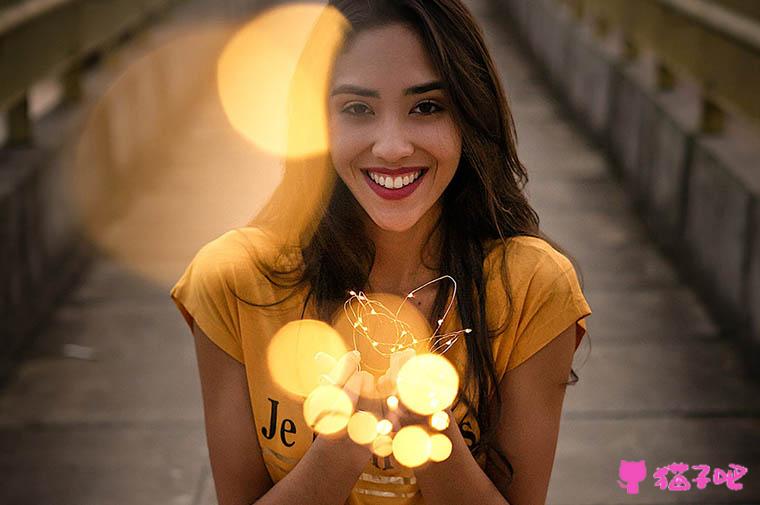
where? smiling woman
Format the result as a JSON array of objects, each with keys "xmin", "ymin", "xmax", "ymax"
[{"xmin": 170, "ymin": 1, "xmax": 593, "ymax": 505}]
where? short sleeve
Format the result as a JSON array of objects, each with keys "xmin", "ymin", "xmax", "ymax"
[
  {"xmin": 170, "ymin": 232, "xmax": 245, "ymax": 363},
  {"xmin": 505, "ymin": 255, "xmax": 592, "ymax": 373}
]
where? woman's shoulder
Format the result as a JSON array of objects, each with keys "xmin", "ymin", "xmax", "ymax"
[
  {"xmin": 484, "ymin": 234, "xmax": 575, "ymax": 283},
  {"xmin": 195, "ymin": 226, "xmax": 294, "ymax": 269},
  {"xmin": 186, "ymin": 226, "xmax": 301, "ymax": 290},
  {"xmin": 195, "ymin": 226, "xmax": 271, "ymax": 257},
  {"xmin": 173, "ymin": 226, "xmax": 304, "ymax": 309}
]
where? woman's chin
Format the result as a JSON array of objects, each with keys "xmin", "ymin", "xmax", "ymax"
[{"xmin": 367, "ymin": 213, "xmax": 421, "ymax": 233}]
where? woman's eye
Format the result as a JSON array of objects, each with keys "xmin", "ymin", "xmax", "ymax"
[
  {"xmin": 339, "ymin": 100, "xmax": 444, "ymax": 116},
  {"xmin": 341, "ymin": 103, "xmax": 372, "ymax": 116},
  {"xmin": 412, "ymin": 100, "xmax": 444, "ymax": 115}
]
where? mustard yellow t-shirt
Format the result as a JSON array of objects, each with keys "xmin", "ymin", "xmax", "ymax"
[{"xmin": 170, "ymin": 226, "xmax": 592, "ymax": 504}]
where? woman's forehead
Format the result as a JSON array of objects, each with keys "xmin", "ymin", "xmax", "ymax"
[{"xmin": 330, "ymin": 24, "xmax": 441, "ymax": 93}]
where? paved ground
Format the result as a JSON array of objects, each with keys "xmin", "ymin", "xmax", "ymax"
[{"xmin": 0, "ymin": 1, "xmax": 758, "ymax": 504}]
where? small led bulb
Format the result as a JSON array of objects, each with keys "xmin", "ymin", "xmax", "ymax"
[
  {"xmin": 430, "ymin": 411, "xmax": 450, "ymax": 431},
  {"xmin": 376, "ymin": 419, "xmax": 393, "ymax": 435},
  {"xmin": 386, "ymin": 395, "xmax": 399, "ymax": 410}
]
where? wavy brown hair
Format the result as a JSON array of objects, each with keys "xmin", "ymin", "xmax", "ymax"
[{"xmin": 241, "ymin": 0, "xmax": 589, "ymax": 493}]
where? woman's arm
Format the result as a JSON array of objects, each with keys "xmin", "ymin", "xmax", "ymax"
[
  {"xmin": 413, "ymin": 322, "xmax": 578, "ymax": 505},
  {"xmin": 192, "ymin": 321, "xmax": 273, "ymax": 504},
  {"xmin": 192, "ymin": 322, "xmax": 371, "ymax": 505},
  {"xmin": 255, "ymin": 433, "xmax": 370, "ymax": 505}
]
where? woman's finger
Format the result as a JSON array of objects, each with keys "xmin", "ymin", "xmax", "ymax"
[
  {"xmin": 376, "ymin": 373, "xmax": 395, "ymax": 396},
  {"xmin": 321, "ymin": 350, "xmax": 361, "ymax": 387},
  {"xmin": 355, "ymin": 371, "xmax": 379, "ymax": 413},
  {"xmin": 342, "ymin": 370, "xmax": 364, "ymax": 408},
  {"xmin": 314, "ymin": 351, "xmax": 337, "ymax": 375}
]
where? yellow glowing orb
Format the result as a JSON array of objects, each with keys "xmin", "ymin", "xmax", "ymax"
[
  {"xmin": 396, "ymin": 354, "xmax": 459, "ymax": 415},
  {"xmin": 217, "ymin": 4, "xmax": 348, "ymax": 157},
  {"xmin": 429, "ymin": 433, "xmax": 453, "ymax": 462},
  {"xmin": 430, "ymin": 411, "xmax": 450, "ymax": 431},
  {"xmin": 372, "ymin": 435, "xmax": 393, "ymax": 457},
  {"xmin": 376, "ymin": 419, "xmax": 393, "ymax": 436},
  {"xmin": 347, "ymin": 411, "xmax": 379, "ymax": 445},
  {"xmin": 70, "ymin": 26, "xmax": 284, "ymax": 289},
  {"xmin": 267, "ymin": 319, "xmax": 347, "ymax": 398},
  {"xmin": 303, "ymin": 385, "xmax": 353, "ymax": 435},
  {"xmin": 392, "ymin": 426, "xmax": 432, "ymax": 468}
]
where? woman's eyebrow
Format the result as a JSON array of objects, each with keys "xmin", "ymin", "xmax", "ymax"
[{"xmin": 330, "ymin": 80, "xmax": 446, "ymax": 98}]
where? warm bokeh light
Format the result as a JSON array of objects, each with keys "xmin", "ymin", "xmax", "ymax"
[
  {"xmin": 268, "ymin": 320, "xmax": 348, "ymax": 398},
  {"xmin": 372, "ymin": 435, "xmax": 393, "ymax": 457},
  {"xmin": 376, "ymin": 419, "xmax": 393, "ymax": 436},
  {"xmin": 217, "ymin": 4, "xmax": 348, "ymax": 158},
  {"xmin": 396, "ymin": 353, "xmax": 459, "ymax": 415},
  {"xmin": 303, "ymin": 384, "xmax": 353, "ymax": 435},
  {"xmin": 430, "ymin": 411, "xmax": 450, "ymax": 431},
  {"xmin": 392, "ymin": 426, "xmax": 432, "ymax": 468},
  {"xmin": 69, "ymin": 23, "xmax": 284, "ymax": 288},
  {"xmin": 429, "ymin": 433, "xmax": 453, "ymax": 462},
  {"xmin": 347, "ymin": 411, "xmax": 379, "ymax": 445}
]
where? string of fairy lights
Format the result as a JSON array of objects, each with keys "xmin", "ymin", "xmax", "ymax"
[
  {"xmin": 289, "ymin": 275, "xmax": 471, "ymax": 466},
  {"xmin": 344, "ymin": 275, "xmax": 473, "ymax": 374}
]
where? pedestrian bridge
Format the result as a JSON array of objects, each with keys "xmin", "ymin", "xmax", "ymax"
[{"xmin": 0, "ymin": 0, "xmax": 758, "ymax": 503}]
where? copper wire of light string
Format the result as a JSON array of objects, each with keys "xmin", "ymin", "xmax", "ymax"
[{"xmin": 344, "ymin": 275, "xmax": 473, "ymax": 374}]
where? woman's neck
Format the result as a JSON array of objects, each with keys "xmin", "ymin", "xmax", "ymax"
[{"xmin": 364, "ymin": 204, "xmax": 443, "ymax": 296}]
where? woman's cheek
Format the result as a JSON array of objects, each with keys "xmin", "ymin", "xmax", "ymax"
[
  {"xmin": 330, "ymin": 125, "xmax": 364, "ymax": 163},
  {"xmin": 328, "ymin": 134, "xmax": 353, "ymax": 175}
]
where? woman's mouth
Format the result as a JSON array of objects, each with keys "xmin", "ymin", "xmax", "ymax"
[{"xmin": 363, "ymin": 168, "xmax": 428, "ymax": 200}]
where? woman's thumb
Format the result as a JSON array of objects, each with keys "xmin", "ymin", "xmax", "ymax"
[{"xmin": 343, "ymin": 370, "xmax": 364, "ymax": 408}]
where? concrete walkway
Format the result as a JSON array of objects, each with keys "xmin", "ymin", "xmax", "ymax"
[{"xmin": 0, "ymin": 1, "xmax": 757, "ymax": 504}]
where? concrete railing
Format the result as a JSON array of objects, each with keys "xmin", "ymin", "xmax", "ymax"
[
  {"xmin": 561, "ymin": 0, "xmax": 760, "ymax": 134},
  {"xmin": 0, "ymin": 0, "xmax": 184, "ymax": 146},
  {"xmin": 0, "ymin": 0, "xmax": 282, "ymax": 382},
  {"xmin": 494, "ymin": 0, "xmax": 760, "ymax": 377},
  {"xmin": 0, "ymin": 0, "xmax": 227, "ymax": 381}
]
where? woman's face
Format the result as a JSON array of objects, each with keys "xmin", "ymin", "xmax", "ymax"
[{"xmin": 327, "ymin": 23, "xmax": 462, "ymax": 233}]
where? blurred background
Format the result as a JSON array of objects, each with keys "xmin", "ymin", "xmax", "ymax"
[{"xmin": 0, "ymin": 0, "xmax": 758, "ymax": 503}]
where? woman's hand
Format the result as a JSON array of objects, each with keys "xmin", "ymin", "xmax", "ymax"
[
  {"xmin": 385, "ymin": 401, "xmax": 431, "ymax": 431},
  {"xmin": 312, "ymin": 348, "xmax": 455, "ymax": 468},
  {"xmin": 310, "ymin": 352, "xmax": 373, "ymax": 462}
]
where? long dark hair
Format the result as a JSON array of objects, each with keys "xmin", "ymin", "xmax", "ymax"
[{"xmin": 240, "ymin": 0, "xmax": 589, "ymax": 491}]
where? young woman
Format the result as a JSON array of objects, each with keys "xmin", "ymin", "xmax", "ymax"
[{"xmin": 170, "ymin": 1, "xmax": 592, "ymax": 504}]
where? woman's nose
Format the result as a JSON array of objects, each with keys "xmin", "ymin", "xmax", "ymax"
[{"xmin": 371, "ymin": 120, "xmax": 414, "ymax": 162}]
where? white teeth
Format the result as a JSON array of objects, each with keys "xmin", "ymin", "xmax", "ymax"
[{"xmin": 368, "ymin": 170, "xmax": 423, "ymax": 189}]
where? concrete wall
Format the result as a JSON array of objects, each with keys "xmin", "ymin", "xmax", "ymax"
[
  {"xmin": 493, "ymin": 0, "xmax": 760, "ymax": 376},
  {"xmin": 0, "ymin": 0, "xmax": 272, "ymax": 381}
]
